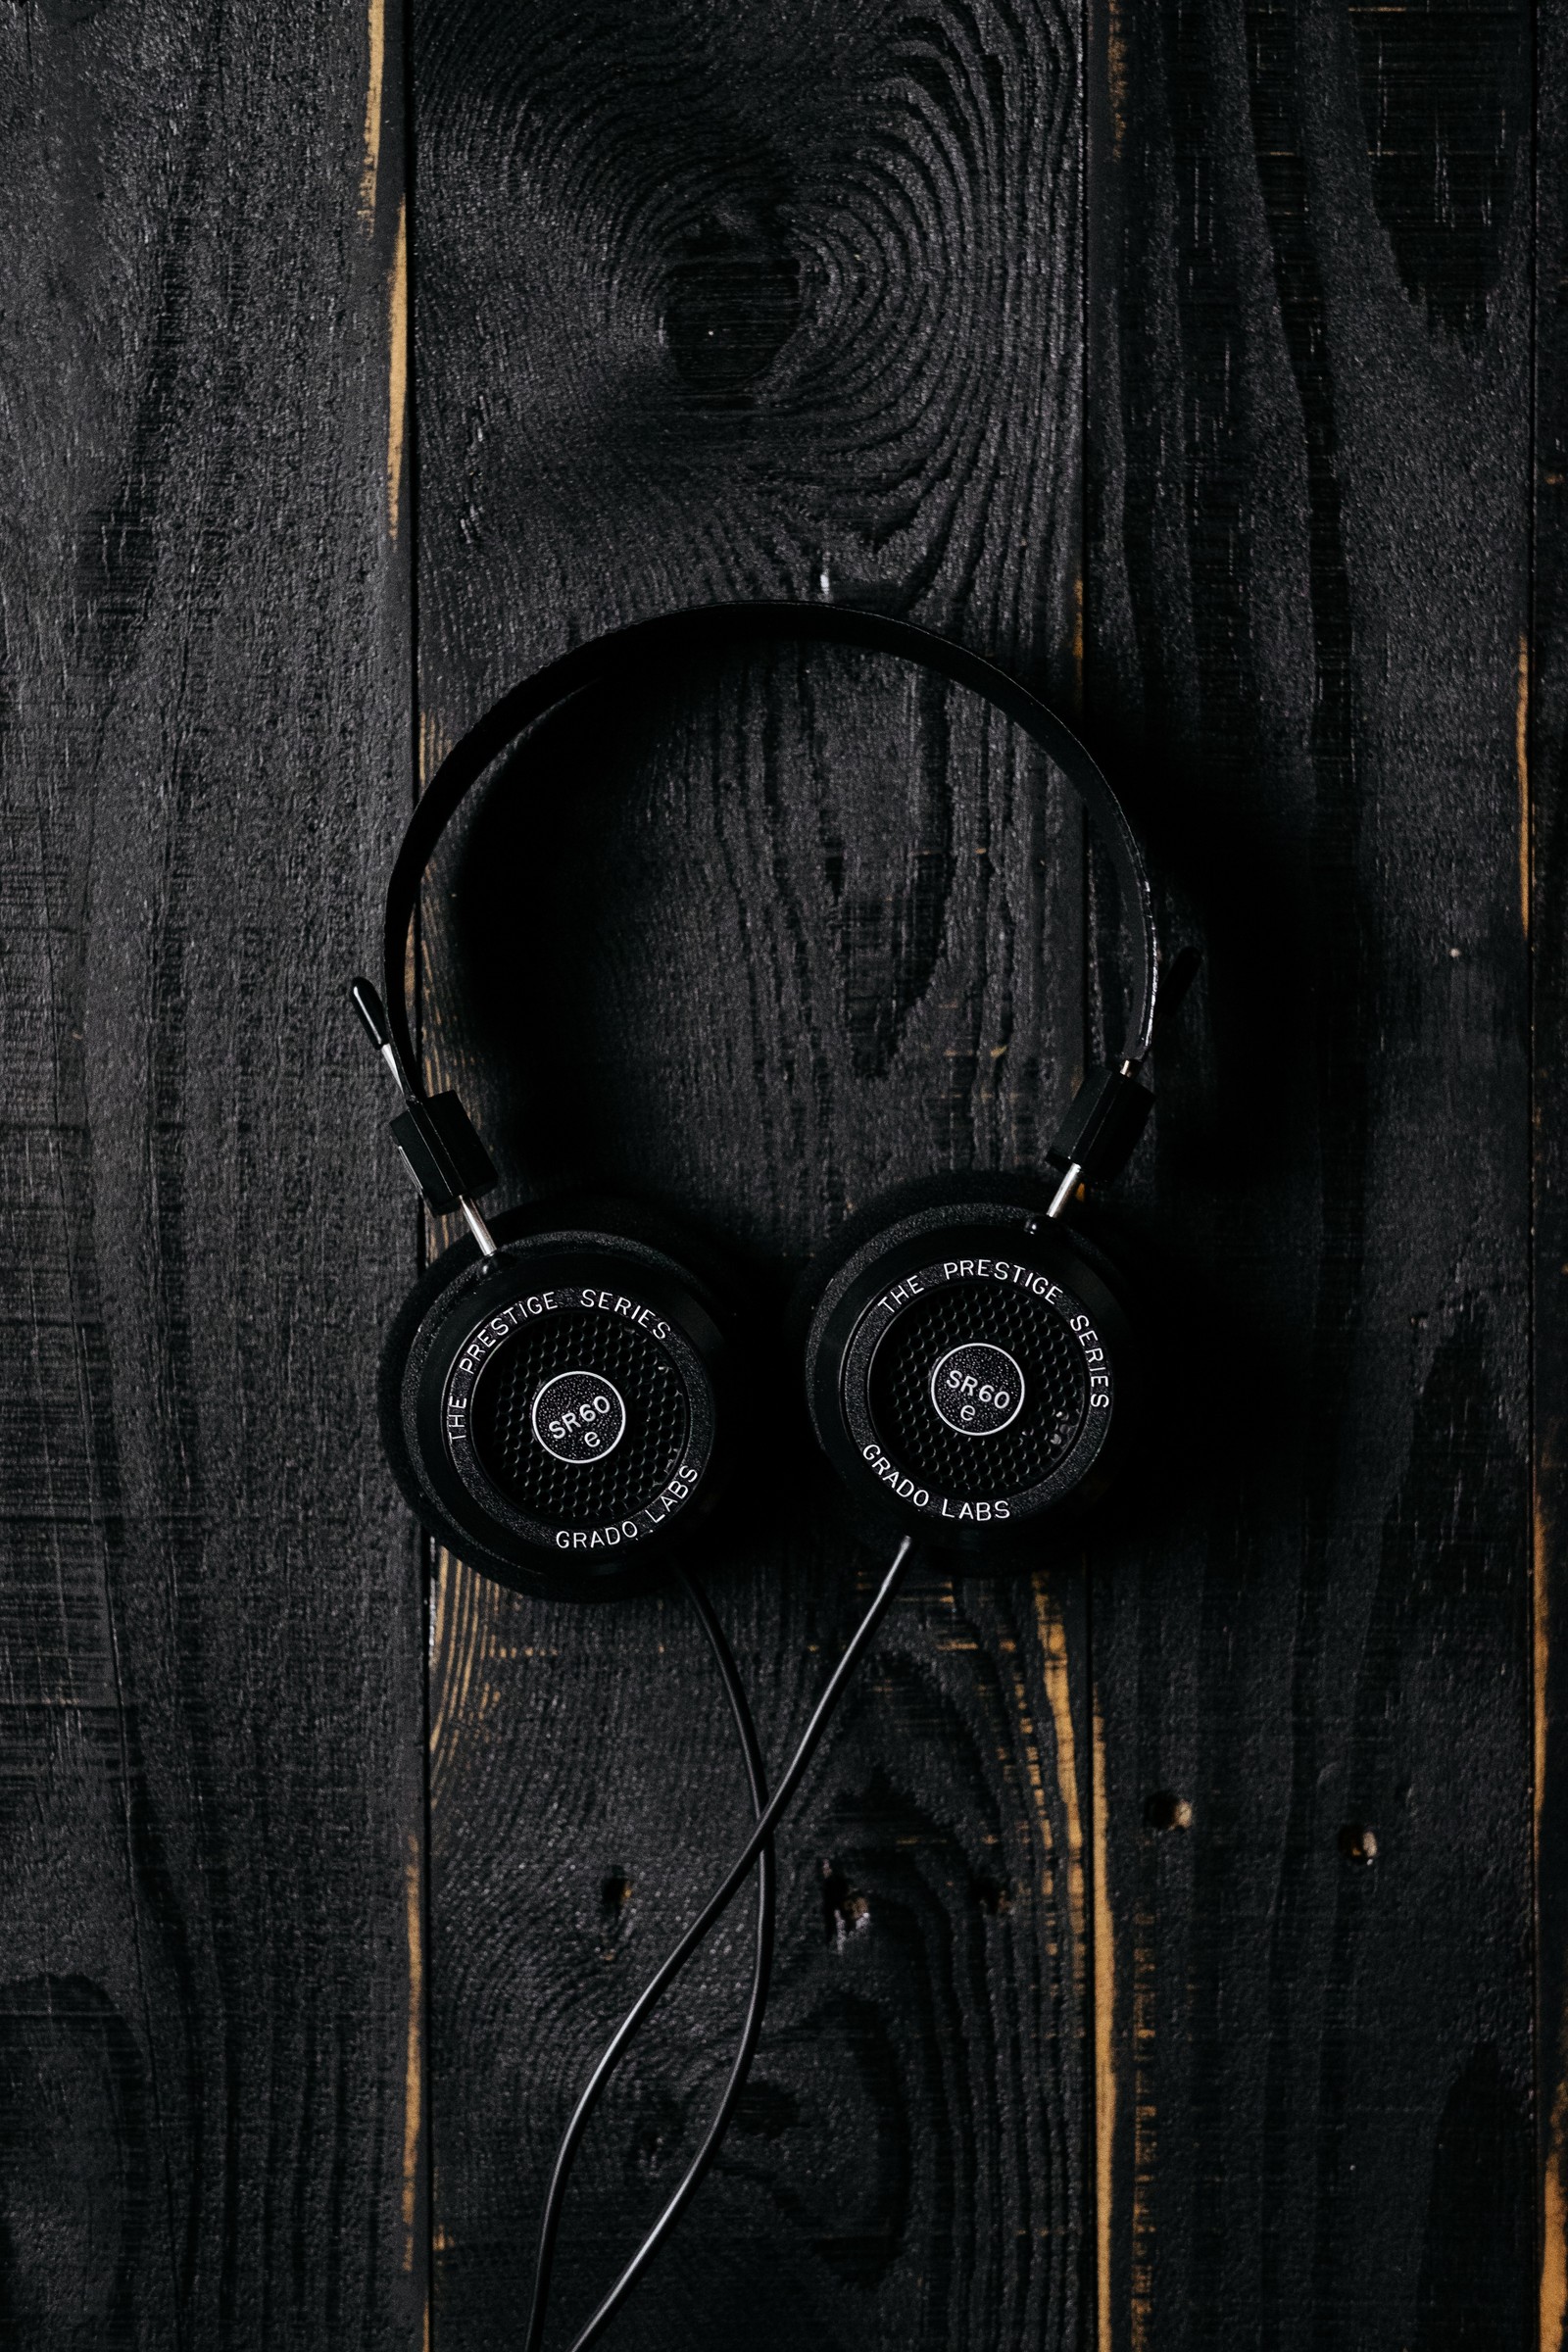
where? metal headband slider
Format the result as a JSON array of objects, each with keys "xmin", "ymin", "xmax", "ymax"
[
  {"xmin": 390, "ymin": 1093, "xmax": 498, "ymax": 1215},
  {"xmin": 1045, "ymin": 1064, "xmax": 1152, "ymax": 1187}
]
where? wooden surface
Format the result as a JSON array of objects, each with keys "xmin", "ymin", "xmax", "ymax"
[
  {"xmin": 0, "ymin": 3, "xmax": 424, "ymax": 2345},
  {"xmin": 1089, "ymin": 3, "xmax": 1536, "ymax": 2346},
  {"xmin": 0, "ymin": 1, "xmax": 1555, "ymax": 2348},
  {"xmin": 1539, "ymin": 3, "xmax": 1568, "ymax": 2345}
]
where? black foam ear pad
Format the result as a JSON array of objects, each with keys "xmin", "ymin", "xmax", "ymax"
[
  {"xmin": 379, "ymin": 1200, "xmax": 747, "ymax": 1602},
  {"xmin": 792, "ymin": 1175, "xmax": 1141, "ymax": 1565}
]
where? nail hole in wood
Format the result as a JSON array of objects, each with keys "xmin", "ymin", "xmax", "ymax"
[
  {"xmin": 601, "ymin": 1870, "xmax": 633, "ymax": 1917},
  {"xmin": 972, "ymin": 1871, "xmax": 1013, "ymax": 1916},
  {"xmin": 821, "ymin": 1860, "xmax": 871, "ymax": 1948},
  {"xmin": 1144, "ymin": 1790, "xmax": 1193, "ymax": 1832},
  {"xmin": 1339, "ymin": 1823, "xmax": 1378, "ymax": 1865}
]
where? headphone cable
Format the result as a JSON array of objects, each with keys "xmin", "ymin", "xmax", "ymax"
[
  {"xmin": 524, "ymin": 1534, "xmax": 915, "ymax": 2352},
  {"xmin": 545, "ymin": 1567, "xmax": 773, "ymax": 2352}
]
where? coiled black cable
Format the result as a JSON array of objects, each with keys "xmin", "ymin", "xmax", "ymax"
[{"xmin": 524, "ymin": 1535, "xmax": 915, "ymax": 2351}]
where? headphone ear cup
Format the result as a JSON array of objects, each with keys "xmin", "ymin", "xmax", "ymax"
[
  {"xmin": 793, "ymin": 1176, "xmax": 1141, "ymax": 1566},
  {"xmin": 375, "ymin": 1217, "xmax": 548, "ymax": 1591},
  {"xmin": 785, "ymin": 1174, "xmax": 1049, "ymax": 1348},
  {"xmin": 379, "ymin": 1202, "xmax": 746, "ymax": 1601},
  {"xmin": 786, "ymin": 1169, "xmax": 1135, "ymax": 1364}
]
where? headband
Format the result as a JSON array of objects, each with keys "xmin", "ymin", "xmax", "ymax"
[{"xmin": 379, "ymin": 602, "xmax": 1159, "ymax": 1104}]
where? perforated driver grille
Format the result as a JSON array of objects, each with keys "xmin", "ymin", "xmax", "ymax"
[
  {"xmin": 468, "ymin": 1311, "xmax": 692, "ymax": 1528},
  {"xmin": 867, "ymin": 1281, "xmax": 1089, "ymax": 1499}
]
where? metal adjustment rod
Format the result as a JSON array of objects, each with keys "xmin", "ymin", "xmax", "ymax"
[
  {"xmin": 351, "ymin": 978, "xmax": 500, "ymax": 1257},
  {"xmin": 1045, "ymin": 1158, "xmax": 1085, "ymax": 1222}
]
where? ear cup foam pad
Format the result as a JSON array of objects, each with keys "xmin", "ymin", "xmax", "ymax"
[
  {"xmin": 786, "ymin": 1172, "xmax": 1076, "ymax": 1348},
  {"xmin": 377, "ymin": 1215, "xmax": 539, "ymax": 1591},
  {"xmin": 794, "ymin": 1179, "xmax": 1140, "ymax": 1565},
  {"xmin": 379, "ymin": 1201, "xmax": 747, "ymax": 1601}
]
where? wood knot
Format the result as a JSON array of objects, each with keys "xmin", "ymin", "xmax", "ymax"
[{"xmin": 662, "ymin": 206, "xmax": 801, "ymax": 402}]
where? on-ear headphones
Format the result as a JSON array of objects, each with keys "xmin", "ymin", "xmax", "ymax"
[{"xmin": 355, "ymin": 601, "xmax": 1170, "ymax": 1598}]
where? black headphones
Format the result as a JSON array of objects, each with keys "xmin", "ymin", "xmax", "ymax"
[{"xmin": 355, "ymin": 601, "xmax": 1167, "ymax": 1601}]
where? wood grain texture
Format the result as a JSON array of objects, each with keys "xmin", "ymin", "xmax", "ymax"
[
  {"xmin": 1537, "ymin": 2, "xmax": 1568, "ymax": 2339},
  {"xmin": 410, "ymin": 0, "xmax": 1106, "ymax": 2343},
  {"xmin": 4, "ymin": 0, "xmax": 1552, "ymax": 2345},
  {"xmin": 0, "ymin": 3, "xmax": 424, "ymax": 2344},
  {"xmin": 1087, "ymin": 1, "xmax": 1535, "ymax": 2345}
]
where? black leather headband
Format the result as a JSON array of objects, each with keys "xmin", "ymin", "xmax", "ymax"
[{"xmin": 381, "ymin": 601, "xmax": 1159, "ymax": 1100}]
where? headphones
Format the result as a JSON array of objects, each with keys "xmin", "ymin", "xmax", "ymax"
[{"xmin": 355, "ymin": 601, "xmax": 1168, "ymax": 1602}]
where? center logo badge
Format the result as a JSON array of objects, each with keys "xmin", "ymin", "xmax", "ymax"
[
  {"xmin": 532, "ymin": 1370, "xmax": 627, "ymax": 1465},
  {"xmin": 929, "ymin": 1343, "xmax": 1026, "ymax": 1437}
]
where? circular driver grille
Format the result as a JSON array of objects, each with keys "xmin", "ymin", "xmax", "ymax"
[
  {"xmin": 468, "ymin": 1311, "xmax": 691, "ymax": 1529},
  {"xmin": 867, "ymin": 1281, "xmax": 1088, "ymax": 1499}
]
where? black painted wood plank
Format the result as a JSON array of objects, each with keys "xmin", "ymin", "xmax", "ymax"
[
  {"xmin": 410, "ymin": 1, "xmax": 1102, "ymax": 2344},
  {"xmin": 1087, "ymin": 2, "xmax": 1535, "ymax": 2346},
  {"xmin": 1535, "ymin": 0, "xmax": 1568, "ymax": 2334},
  {"xmin": 0, "ymin": 5, "xmax": 424, "ymax": 2343}
]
